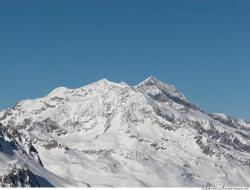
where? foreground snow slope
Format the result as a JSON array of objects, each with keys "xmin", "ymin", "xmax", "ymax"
[
  {"xmin": 0, "ymin": 76, "xmax": 249, "ymax": 187},
  {"xmin": 0, "ymin": 123, "xmax": 81, "ymax": 187}
]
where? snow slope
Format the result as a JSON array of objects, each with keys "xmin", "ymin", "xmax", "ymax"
[
  {"xmin": 0, "ymin": 77, "xmax": 249, "ymax": 187},
  {"xmin": 0, "ymin": 123, "xmax": 80, "ymax": 187}
]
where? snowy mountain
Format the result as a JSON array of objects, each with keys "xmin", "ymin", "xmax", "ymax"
[{"xmin": 0, "ymin": 76, "xmax": 249, "ymax": 187}]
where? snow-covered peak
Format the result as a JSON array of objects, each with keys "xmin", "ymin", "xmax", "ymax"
[
  {"xmin": 95, "ymin": 78, "xmax": 113, "ymax": 85},
  {"xmin": 90, "ymin": 78, "xmax": 127, "ymax": 88},
  {"xmin": 45, "ymin": 79, "xmax": 119, "ymax": 99},
  {"xmin": 136, "ymin": 76, "xmax": 187, "ymax": 102},
  {"xmin": 136, "ymin": 76, "xmax": 168, "ymax": 88},
  {"xmin": 47, "ymin": 86, "xmax": 69, "ymax": 98},
  {"xmin": 37, "ymin": 79, "xmax": 130, "ymax": 105},
  {"xmin": 137, "ymin": 76, "xmax": 160, "ymax": 85}
]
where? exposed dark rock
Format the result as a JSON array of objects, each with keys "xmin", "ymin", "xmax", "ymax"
[
  {"xmin": 43, "ymin": 139, "xmax": 62, "ymax": 150},
  {"xmin": 0, "ymin": 167, "xmax": 40, "ymax": 187}
]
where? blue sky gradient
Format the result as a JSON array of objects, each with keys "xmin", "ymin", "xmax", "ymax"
[{"xmin": 0, "ymin": 0, "xmax": 249, "ymax": 120}]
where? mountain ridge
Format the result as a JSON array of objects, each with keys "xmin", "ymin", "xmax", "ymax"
[{"xmin": 0, "ymin": 77, "xmax": 249, "ymax": 187}]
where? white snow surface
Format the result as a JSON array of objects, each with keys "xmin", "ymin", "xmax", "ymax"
[{"xmin": 0, "ymin": 77, "xmax": 250, "ymax": 187}]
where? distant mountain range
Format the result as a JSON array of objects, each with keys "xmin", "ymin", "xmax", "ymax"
[{"xmin": 0, "ymin": 77, "xmax": 249, "ymax": 187}]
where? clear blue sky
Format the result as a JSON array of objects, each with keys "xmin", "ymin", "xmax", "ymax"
[{"xmin": 0, "ymin": 0, "xmax": 249, "ymax": 120}]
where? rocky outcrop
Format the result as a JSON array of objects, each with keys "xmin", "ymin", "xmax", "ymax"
[{"xmin": 0, "ymin": 166, "xmax": 40, "ymax": 187}]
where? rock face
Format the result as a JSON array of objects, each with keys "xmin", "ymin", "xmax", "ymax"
[
  {"xmin": 0, "ymin": 77, "xmax": 249, "ymax": 187},
  {"xmin": 0, "ymin": 124, "xmax": 39, "ymax": 187},
  {"xmin": 0, "ymin": 166, "xmax": 39, "ymax": 187}
]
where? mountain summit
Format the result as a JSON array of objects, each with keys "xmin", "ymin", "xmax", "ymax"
[{"xmin": 0, "ymin": 77, "xmax": 249, "ymax": 187}]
